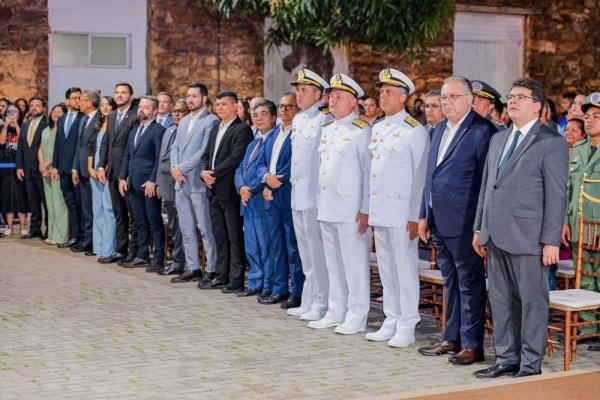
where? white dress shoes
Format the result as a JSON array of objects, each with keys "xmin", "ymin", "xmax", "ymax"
[{"xmin": 308, "ymin": 317, "xmax": 340, "ymax": 329}]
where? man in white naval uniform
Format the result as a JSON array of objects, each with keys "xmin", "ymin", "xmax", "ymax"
[
  {"xmin": 308, "ymin": 73, "xmax": 372, "ymax": 335},
  {"xmin": 286, "ymin": 69, "xmax": 333, "ymax": 321},
  {"xmin": 365, "ymin": 68, "xmax": 429, "ymax": 347}
]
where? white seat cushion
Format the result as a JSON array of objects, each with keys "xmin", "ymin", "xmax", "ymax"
[
  {"xmin": 550, "ymin": 289, "xmax": 600, "ymax": 308},
  {"xmin": 557, "ymin": 259, "xmax": 575, "ymax": 277},
  {"xmin": 419, "ymin": 269, "xmax": 443, "ymax": 281},
  {"xmin": 419, "ymin": 259, "xmax": 432, "ymax": 270}
]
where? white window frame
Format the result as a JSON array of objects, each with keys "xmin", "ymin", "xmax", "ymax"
[{"xmin": 50, "ymin": 31, "xmax": 132, "ymax": 69}]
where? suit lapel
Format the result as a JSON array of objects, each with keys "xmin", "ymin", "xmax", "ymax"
[
  {"xmin": 215, "ymin": 118, "xmax": 239, "ymax": 161},
  {"xmin": 429, "ymin": 120, "xmax": 446, "ymax": 171},
  {"xmin": 495, "ymin": 120, "xmax": 542, "ymax": 182},
  {"xmin": 438, "ymin": 111, "xmax": 476, "ymax": 166},
  {"xmin": 585, "ymin": 143, "xmax": 600, "ymax": 172},
  {"xmin": 181, "ymin": 112, "xmax": 198, "ymax": 149},
  {"xmin": 490, "ymin": 128, "xmax": 511, "ymax": 181}
]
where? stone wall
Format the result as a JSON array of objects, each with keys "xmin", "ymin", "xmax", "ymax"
[
  {"xmin": 147, "ymin": 0, "xmax": 264, "ymax": 100},
  {"xmin": 349, "ymin": 28, "xmax": 454, "ymax": 100},
  {"xmin": 525, "ymin": 0, "xmax": 600, "ymax": 98},
  {"xmin": 0, "ymin": 0, "xmax": 49, "ymax": 100}
]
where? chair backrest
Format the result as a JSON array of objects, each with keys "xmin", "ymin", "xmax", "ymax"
[{"xmin": 575, "ymin": 175, "xmax": 600, "ymax": 288}]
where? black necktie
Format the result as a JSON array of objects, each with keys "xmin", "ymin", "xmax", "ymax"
[
  {"xmin": 590, "ymin": 145, "xmax": 597, "ymax": 160},
  {"xmin": 498, "ymin": 130, "xmax": 522, "ymax": 175},
  {"xmin": 167, "ymin": 128, "xmax": 177, "ymax": 150}
]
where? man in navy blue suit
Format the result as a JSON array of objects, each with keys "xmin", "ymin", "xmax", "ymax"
[
  {"xmin": 233, "ymin": 101, "xmax": 274, "ymax": 298},
  {"xmin": 118, "ymin": 96, "xmax": 165, "ymax": 269},
  {"xmin": 256, "ymin": 95, "xmax": 303, "ymax": 308},
  {"xmin": 417, "ymin": 76, "xmax": 497, "ymax": 365},
  {"xmin": 51, "ymin": 87, "xmax": 84, "ymax": 248}
]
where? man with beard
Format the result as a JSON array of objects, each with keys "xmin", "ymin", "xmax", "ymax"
[
  {"xmin": 16, "ymin": 96, "xmax": 49, "ymax": 239},
  {"xmin": 96, "ymin": 83, "xmax": 139, "ymax": 264},
  {"xmin": 118, "ymin": 96, "xmax": 165, "ymax": 269},
  {"xmin": 169, "ymin": 83, "xmax": 219, "ymax": 283}
]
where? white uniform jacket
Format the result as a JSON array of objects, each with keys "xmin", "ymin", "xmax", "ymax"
[
  {"xmin": 368, "ymin": 109, "xmax": 429, "ymax": 227},
  {"xmin": 317, "ymin": 112, "xmax": 371, "ymax": 223}
]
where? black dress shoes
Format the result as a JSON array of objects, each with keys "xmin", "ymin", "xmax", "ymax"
[
  {"xmin": 117, "ymin": 253, "xmax": 136, "ymax": 266},
  {"xmin": 221, "ymin": 285, "xmax": 243, "ymax": 294},
  {"xmin": 146, "ymin": 260, "xmax": 164, "ymax": 273},
  {"xmin": 158, "ymin": 266, "xmax": 185, "ymax": 276},
  {"xmin": 474, "ymin": 363, "xmax": 520, "ymax": 378},
  {"xmin": 21, "ymin": 231, "xmax": 42, "ymax": 239},
  {"xmin": 237, "ymin": 287, "xmax": 261, "ymax": 297},
  {"xmin": 257, "ymin": 291, "xmax": 272, "ymax": 301},
  {"xmin": 171, "ymin": 270, "xmax": 202, "ymax": 283},
  {"xmin": 198, "ymin": 272, "xmax": 216, "ymax": 285},
  {"xmin": 84, "ymin": 251, "xmax": 96, "ymax": 257},
  {"xmin": 418, "ymin": 340, "xmax": 461, "ymax": 356},
  {"xmin": 121, "ymin": 257, "xmax": 150, "ymax": 268},
  {"xmin": 198, "ymin": 278, "xmax": 227, "ymax": 289},
  {"xmin": 58, "ymin": 238, "xmax": 78, "ymax": 248},
  {"xmin": 513, "ymin": 369, "xmax": 541, "ymax": 378},
  {"xmin": 280, "ymin": 296, "xmax": 301, "ymax": 309},
  {"xmin": 98, "ymin": 252, "xmax": 125, "ymax": 264},
  {"xmin": 71, "ymin": 244, "xmax": 88, "ymax": 253},
  {"xmin": 258, "ymin": 293, "xmax": 289, "ymax": 305}
]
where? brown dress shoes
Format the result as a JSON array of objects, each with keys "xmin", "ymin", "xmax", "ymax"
[
  {"xmin": 418, "ymin": 340, "xmax": 461, "ymax": 356},
  {"xmin": 448, "ymin": 348, "xmax": 485, "ymax": 365}
]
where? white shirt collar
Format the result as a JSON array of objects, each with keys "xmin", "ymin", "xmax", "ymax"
[
  {"xmin": 512, "ymin": 117, "xmax": 538, "ymax": 137},
  {"xmin": 385, "ymin": 108, "xmax": 408, "ymax": 123},
  {"xmin": 447, "ymin": 110, "xmax": 470, "ymax": 131}
]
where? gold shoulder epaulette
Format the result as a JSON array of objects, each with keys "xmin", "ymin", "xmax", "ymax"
[
  {"xmin": 319, "ymin": 106, "xmax": 331, "ymax": 115},
  {"xmin": 352, "ymin": 118, "xmax": 368, "ymax": 129},
  {"xmin": 322, "ymin": 119, "xmax": 334, "ymax": 127},
  {"xmin": 404, "ymin": 115, "xmax": 421, "ymax": 128}
]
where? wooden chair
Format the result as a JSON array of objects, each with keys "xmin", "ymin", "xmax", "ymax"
[
  {"xmin": 556, "ymin": 259, "xmax": 576, "ymax": 289},
  {"xmin": 418, "ymin": 243, "xmax": 446, "ymax": 331},
  {"xmin": 547, "ymin": 176, "xmax": 600, "ymax": 370}
]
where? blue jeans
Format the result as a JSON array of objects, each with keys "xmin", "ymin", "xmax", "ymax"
[{"xmin": 91, "ymin": 179, "xmax": 116, "ymax": 257}]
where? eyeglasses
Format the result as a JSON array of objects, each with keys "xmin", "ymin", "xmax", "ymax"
[
  {"xmin": 69, "ymin": 96, "xmax": 80, "ymax": 101},
  {"xmin": 278, "ymin": 104, "xmax": 297, "ymax": 111},
  {"xmin": 440, "ymin": 94, "xmax": 470, "ymax": 103},
  {"xmin": 585, "ymin": 113, "xmax": 600, "ymax": 121},
  {"xmin": 172, "ymin": 109, "xmax": 187, "ymax": 114},
  {"xmin": 506, "ymin": 94, "xmax": 537, "ymax": 102}
]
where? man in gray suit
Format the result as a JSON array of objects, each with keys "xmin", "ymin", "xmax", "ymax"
[
  {"xmin": 154, "ymin": 99, "xmax": 189, "ymax": 275},
  {"xmin": 71, "ymin": 90, "xmax": 102, "ymax": 254},
  {"xmin": 170, "ymin": 82, "xmax": 219, "ymax": 283},
  {"xmin": 473, "ymin": 78, "xmax": 569, "ymax": 378}
]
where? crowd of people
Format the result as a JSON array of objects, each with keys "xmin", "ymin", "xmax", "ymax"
[{"xmin": 1, "ymin": 67, "xmax": 599, "ymax": 379}]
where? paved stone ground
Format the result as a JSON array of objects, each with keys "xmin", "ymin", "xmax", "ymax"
[{"xmin": 0, "ymin": 238, "xmax": 598, "ymax": 400}]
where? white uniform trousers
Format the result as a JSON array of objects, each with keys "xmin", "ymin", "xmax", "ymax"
[
  {"xmin": 292, "ymin": 208, "xmax": 328, "ymax": 314},
  {"xmin": 175, "ymin": 191, "xmax": 217, "ymax": 273},
  {"xmin": 320, "ymin": 221, "xmax": 371, "ymax": 328},
  {"xmin": 374, "ymin": 226, "xmax": 421, "ymax": 332}
]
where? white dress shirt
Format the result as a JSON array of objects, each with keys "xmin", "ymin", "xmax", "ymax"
[
  {"xmin": 85, "ymin": 110, "xmax": 98, "ymax": 128},
  {"xmin": 436, "ymin": 111, "xmax": 469, "ymax": 166},
  {"xmin": 500, "ymin": 117, "xmax": 538, "ymax": 160},
  {"xmin": 212, "ymin": 117, "xmax": 235, "ymax": 169},
  {"xmin": 269, "ymin": 124, "xmax": 291, "ymax": 174},
  {"xmin": 187, "ymin": 107, "xmax": 207, "ymax": 137}
]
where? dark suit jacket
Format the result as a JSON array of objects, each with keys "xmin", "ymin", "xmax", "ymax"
[
  {"xmin": 16, "ymin": 116, "xmax": 49, "ymax": 178},
  {"xmin": 72, "ymin": 111, "xmax": 102, "ymax": 178},
  {"xmin": 234, "ymin": 137, "xmax": 268, "ymax": 215},
  {"xmin": 420, "ymin": 109, "xmax": 497, "ymax": 237},
  {"xmin": 99, "ymin": 106, "xmax": 138, "ymax": 180},
  {"xmin": 256, "ymin": 125, "xmax": 292, "ymax": 210},
  {"xmin": 119, "ymin": 121, "xmax": 165, "ymax": 191},
  {"xmin": 199, "ymin": 117, "xmax": 254, "ymax": 201},
  {"xmin": 474, "ymin": 120, "xmax": 568, "ymax": 255},
  {"xmin": 52, "ymin": 112, "xmax": 85, "ymax": 174}
]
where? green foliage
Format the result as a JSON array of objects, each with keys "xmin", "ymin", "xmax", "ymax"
[{"xmin": 204, "ymin": 0, "xmax": 454, "ymax": 52}]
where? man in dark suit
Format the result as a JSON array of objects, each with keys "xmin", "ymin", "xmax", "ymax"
[
  {"xmin": 118, "ymin": 96, "xmax": 165, "ymax": 269},
  {"xmin": 417, "ymin": 76, "xmax": 497, "ymax": 365},
  {"xmin": 16, "ymin": 96, "xmax": 49, "ymax": 239},
  {"xmin": 70, "ymin": 90, "xmax": 102, "ymax": 254},
  {"xmin": 51, "ymin": 88, "xmax": 84, "ymax": 247},
  {"xmin": 199, "ymin": 91, "xmax": 254, "ymax": 291},
  {"xmin": 96, "ymin": 82, "xmax": 138, "ymax": 264},
  {"xmin": 472, "ymin": 79, "xmax": 568, "ymax": 378}
]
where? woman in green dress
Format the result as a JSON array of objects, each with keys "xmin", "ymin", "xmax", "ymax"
[{"xmin": 38, "ymin": 104, "xmax": 68, "ymax": 245}]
